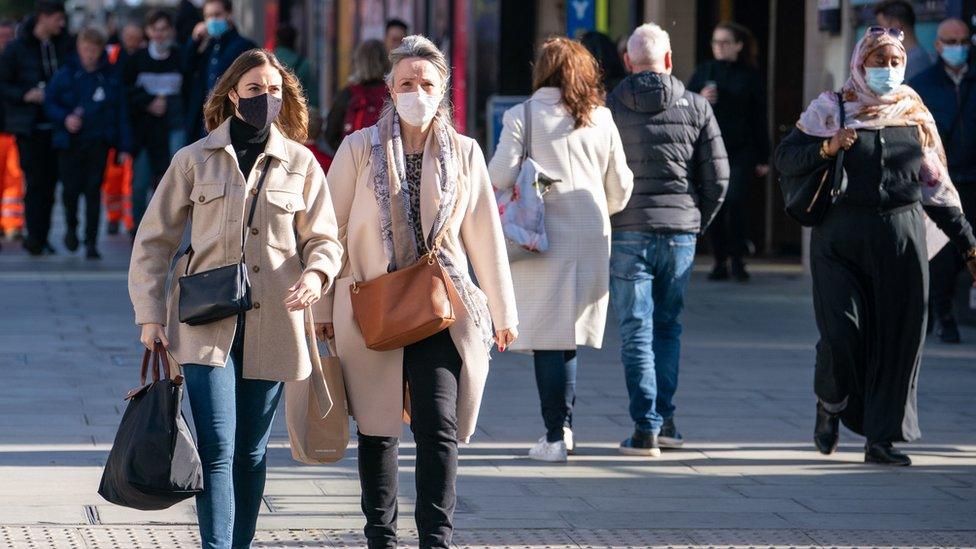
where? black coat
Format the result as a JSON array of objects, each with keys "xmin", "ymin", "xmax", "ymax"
[
  {"xmin": 181, "ymin": 27, "xmax": 255, "ymax": 142},
  {"xmin": 688, "ymin": 60, "xmax": 769, "ymax": 163},
  {"xmin": 0, "ymin": 17, "xmax": 74, "ymax": 135},
  {"xmin": 775, "ymin": 126, "xmax": 976, "ymax": 252},
  {"xmin": 606, "ymin": 71, "xmax": 730, "ymax": 234}
]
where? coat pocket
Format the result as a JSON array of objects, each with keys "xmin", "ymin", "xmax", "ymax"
[
  {"xmin": 190, "ymin": 183, "xmax": 227, "ymax": 245},
  {"xmin": 266, "ymin": 188, "xmax": 307, "ymax": 251}
]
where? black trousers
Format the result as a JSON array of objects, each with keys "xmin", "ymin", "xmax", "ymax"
[
  {"xmin": 16, "ymin": 130, "xmax": 59, "ymax": 248},
  {"xmin": 358, "ymin": 329, "xmax": 462, "ymax": 549},
  {"xmin": 928, "ymin": 186, "xmax": 975, "ymax": 321},
  {"xmin": 710, "ymin": 154, "xmax": 753, "ymax": 263},
  {"xmin": 59, "ymin": 142, "xmax": 109, "ymax": 246},
  {"xmin": 810, "ymin": 203, "xmax": 927, "ymax": 443}
]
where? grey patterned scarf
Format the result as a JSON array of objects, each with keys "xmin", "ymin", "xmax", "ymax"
[{"xmin": 367, "ymin": 112, "xmax": 494, "ymax": 351}]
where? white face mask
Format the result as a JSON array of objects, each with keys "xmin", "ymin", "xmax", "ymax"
[{"xmin": 394, "ymin": 91, "xmax": 441, "ymax": 127}]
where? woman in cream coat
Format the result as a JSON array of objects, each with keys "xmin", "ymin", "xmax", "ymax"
[
  {"xmin": 317, "ymin": 36, "xmax": 518, "ymax": 548},
  {"xmin": 488, "ymin": 37, "xmax": 633, "ymax": 463}
]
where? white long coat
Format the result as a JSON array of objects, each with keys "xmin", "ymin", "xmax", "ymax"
[{"xmin": 488, "ymin": 87, "xmax": 633, "ymax": 351}]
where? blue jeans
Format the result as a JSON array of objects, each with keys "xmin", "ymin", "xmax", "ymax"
[
  {"xmin": 609, "ymin": 231, "xmax": 696, "ymax": 435},
  {"xmin": 533, "ymin": 350, "xmax": 578, "ymax": 442},
  {"xmin": 182, "ymin": 317, "xmax": 283, "ymax": 549}
]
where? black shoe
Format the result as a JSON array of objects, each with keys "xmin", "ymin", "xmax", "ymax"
[
  {"xmin": 659, "ymin": 417, "xmax": 684, "ymax": 448},
  {"xmin": 107, "ymin": 221, "xmax": 120, "ymax": 235},
  {"xmin": 708, "ymin": 262, "xmax": 730, "ymax": 281},
  {"xmin": 938, "ymin": 318, "xmax": 961, "ymax": 344},
  {"xmin": 85, "ymin": 246, "xmax": 101, "ymax": 260},
  {"xmin": 814, "ymin": 402, "xmax": 840, "ymax": 455},
  {"xmin": 22, "ymin": 237, "xmax": 43, "ymax": 256},
  {"xmin": 64, "ymin": 231, "xmax": 79, "ymax": 252},
  {"xmin": 618, "ymin": 429, "xmax": 661, "ymax": 457},
  {"xmin": 864, "ymin": 441, "xmax": 911, "ymax": 466},
  {"xmin": 731, "ymin": 258, "xmax": 750, "ymax": 282},
  {"xmin": 42, "ymin": 242, "xmax": 56, "ymax": 255}
]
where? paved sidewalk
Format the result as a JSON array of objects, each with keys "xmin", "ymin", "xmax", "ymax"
[{"xmin": 0, "ymin": 231, "xmax": 974, "ymax": 548}]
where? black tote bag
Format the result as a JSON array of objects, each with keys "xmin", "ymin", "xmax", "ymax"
[
  {"xmin": 98, "ymin": 343, "xmax": 203, "ymax": 510},
  {"xmin": 780, "ymin": 92, "xmax": 848, "ymax": 227}
]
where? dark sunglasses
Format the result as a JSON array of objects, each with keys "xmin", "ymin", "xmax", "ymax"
[{"xmin": 867, "ymin": 26, "xmax": 905, "ymax": 41}]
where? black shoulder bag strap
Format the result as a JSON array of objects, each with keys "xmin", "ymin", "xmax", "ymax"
[
  {"xmin": 184, "ymin": 157, "xmax": 274, "ymax": 274},
  {"xmin": 830, "ymin": 92, "xmax": 848, "ymax": 201}
]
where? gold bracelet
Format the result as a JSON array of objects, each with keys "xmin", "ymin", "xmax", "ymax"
[
  {"xmin": 819, "ymin": 139, "xmax": 835, "ymax": 160},
  {"xmin": 965, "ymin": 247, "xmax": 976, "ymax": 261}
]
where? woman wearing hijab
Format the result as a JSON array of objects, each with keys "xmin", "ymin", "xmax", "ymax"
[
  {"xmin": 320, "ymin": 35, "xmax": 518, "ymax": 547},
  {"xmin": 775, "ymin": 28, "xmax": 976, "ymax": 466}
]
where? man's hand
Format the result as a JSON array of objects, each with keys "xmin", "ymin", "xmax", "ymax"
[
  {"xmin": 147, "ymin": 96, "xmax": 167, "ymax": 117},
  {"xmin": 23, "ymin": 87, "xmax": 44, "ymax": 104}
]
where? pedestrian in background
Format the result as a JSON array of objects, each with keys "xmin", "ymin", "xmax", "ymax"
[
  {"xmin": 44, "ymin": 27, "xmax": 132, "ymax": 260},
  {"xmin": 124, "ymin": 9, "xmax": 184, "ymax": 234},
  {"xmin": 323, "ymin": 39, "xmax": 388, "ymax": 152},
  {"xmin": 775, "ymin": 28, "xmax": 976, "ymax": 466},
  {"xmin": 608, "ymin": 22, "xmax": 729, "ymax": 456},
  {"xmin": 321, "ymin": 35, "xmax": 518, "ymax": 548},
  {"xmin": 175, "ymin": 0, "xmax": 203, "ymax": 45},
  {"xmin": 129, "ymin": 49, "xmax": 342, "ymax": 548},
  {"xmin": 384, "ymin": 18, "xmax": 408, "ymax": 52},
  {"xmin": 0, "ymin": 0, "xmax": 71, "ymax": 256},
  {"xmin": 580, "ymin": 31, "xmax": 628, "ymax": 93},
  {"xmin": 688, "ymin": 22, "xmax": 768, "ymax": 282},
  {"xmin": 274, "ymin": 24, "xmax": 317, "ymax": 109},
  {"xmin": 910, "ymin": 18, "xmax": 976, "ymax": 344},
  {"xmin": 182, "ymin": 0, "xmax": 255, "ymax": 142},
  {"xmin": 0, "ymin": 18, "xmax": 24, "ymax": 244},
  {"xmin": 488, "ymin": 37, "xmax": 633, "ymax": 463},
  {"xmin": 119, "ymin": 22, "xmax": 146, "ymax": 61},
  {"xmin": 875, "ymin": 0, "xmax": 933, "ymax": 81}
]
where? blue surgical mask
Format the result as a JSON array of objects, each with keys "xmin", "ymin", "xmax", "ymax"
[
  {"xmin": 865, "ymin": 66, "xmax": 905, "ymax": 96},
  {"xmin": 205, "ymin": 18, "xmax": 229, "ymax": 39},
  {"xmin": 940, "ymin": 45, "xmax": 969, "ymax": 68}
]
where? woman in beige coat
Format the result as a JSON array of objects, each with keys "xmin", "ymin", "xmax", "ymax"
[
  {"xmin": 128, "ymin": 50, "xmax": 342, "ymax": 548},
  {"xmin": 488, "ymin": 38, "xmax": 633, "ymax": 463},
  {"xmin": 317, "ymin": 35, "xmax": 518, "ymax": 548}
]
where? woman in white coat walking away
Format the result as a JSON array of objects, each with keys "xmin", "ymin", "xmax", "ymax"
[{"xmin": 488, "ymin": 37, "xmax": 633, "ymax": 462}]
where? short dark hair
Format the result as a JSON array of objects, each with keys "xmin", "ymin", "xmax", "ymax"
[
  {"xmin": 145, "ymin": 9, "xmax": 174, "ymax": 28},
  {"xmin": 385, "ymin": 18, "xmax": 408, "ymax": 33},
  {"xmin": 204, "ymin": 0, "xmax": 233, "ymax": 13},
  {"xmin": 276, "ymin": 24, "xmax": 297, "ymax": 49},
  {"xmin": 36, "ymin": 0, "xmax": 66, "ymax": 16},
  {"xmin": 874, "ymin": 0, "xmax": 916, "ymax": 29}
]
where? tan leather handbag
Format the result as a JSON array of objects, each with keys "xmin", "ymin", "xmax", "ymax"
[{"xmin": 350, "ymin": 204, "xmax": 462, "ymax": 351}]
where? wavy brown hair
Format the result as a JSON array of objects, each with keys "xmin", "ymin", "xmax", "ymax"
[
  {"xmin": 203, "ymin": 49, "xmax": 309, "ymax": 142},
  {"xmin": 532, "ymin": 37, "xmax": 604, "ymax": 129}
]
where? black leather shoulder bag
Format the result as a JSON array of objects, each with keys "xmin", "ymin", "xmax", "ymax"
[{"xmin": 178, "ymin": 158, "xmax": 272, "ymax": 326}]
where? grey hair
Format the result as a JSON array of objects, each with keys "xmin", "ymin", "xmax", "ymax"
[
  {"xmin": 383, "ymin": 34, "xmax": 452, "ymax": 123},
  {"xmin": 627, "ymin": 22, "xmax": 671, "ymax": 67}
]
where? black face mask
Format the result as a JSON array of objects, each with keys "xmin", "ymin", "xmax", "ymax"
[{"xmin": 235, "ymin": 92, "xmax": 283, "ymax": 130}]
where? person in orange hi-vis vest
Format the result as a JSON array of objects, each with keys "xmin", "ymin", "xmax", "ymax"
[
  {"xmin": 0, "ymin": 19, "xmax": 24, "ymax": 243},
  {"xmin": 101, "ymin": 41, "xmax": 138, "ymax": 235}
]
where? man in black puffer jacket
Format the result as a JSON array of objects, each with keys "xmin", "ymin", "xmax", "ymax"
[{"xmin": 607, "ymin": 22, "xmax": 729, "ymax": 458}]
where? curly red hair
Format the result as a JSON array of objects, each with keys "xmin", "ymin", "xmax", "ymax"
[{"xmin": 532, "ymin": 37, "xmax": 604, "ymax": 129}]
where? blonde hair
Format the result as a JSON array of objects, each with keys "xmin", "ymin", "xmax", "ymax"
[{"xmin": 203, "ymin": 49, "xmax": 309, "ymax": 142}]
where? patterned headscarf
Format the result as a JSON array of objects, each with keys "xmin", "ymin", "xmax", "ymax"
[{"xmin": 796, "ymin": 30, "xmax": 961, "ymax": 209}]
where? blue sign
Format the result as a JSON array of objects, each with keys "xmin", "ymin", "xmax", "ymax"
[
  {"xmin": 486, "ymin": 95, "xmax": 529, "ymax": 156},
  {"xmin": 566, "ymin": 0, "xmax": 596, "ymax": 39}
]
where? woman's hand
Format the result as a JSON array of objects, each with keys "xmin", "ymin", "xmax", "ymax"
[
  {"xmin": 494, "ymin": 327, "xmax": 518, "ymax": 352},
  {"xmin": 140, "ymin": 323, "xmax": 168, "ymax": 351},
  {"xmin": 314, "ymin": 322, "xmax": 334, "ymax": 341},
  {"xmin": 827, "ymin": 128, "xmax": 857, "ymax": 156},
  {"xmin": 285, "ymin": 271, "xmax": 326, "ymax": 312}
]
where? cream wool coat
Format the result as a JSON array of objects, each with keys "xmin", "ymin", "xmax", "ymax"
[
  {"xmin": 488, "ymin": 87, "xmax": 634, "ymax": 351},
  {"xmin": 318, "ymin": 126, "xmax": 518, "ymax": 443},
  {"xmin": 129, "ymin": 119, "xmax": 343, "ymax": 381}
]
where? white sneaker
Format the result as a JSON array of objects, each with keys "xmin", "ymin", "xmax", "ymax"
[
  {"xmin": 564, "ymin": 427, "xmax": 575, "ymax": 454},
  {"xmin": 528, "ymin": 437, "xmax": 568, "ymax": 462}
]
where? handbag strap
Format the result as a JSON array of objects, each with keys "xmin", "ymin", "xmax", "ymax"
[
  {"xmin": 523, "ymin": 99, "xmax": 533, "ymax": 159},
  {"xmin": 830, "ymin": 92, "xmax": 848, "ymax": 199},
  {"xmin": 139, "ymin": 340, "xmax": 173, "ymax": 385},
  {"xmin": 184, "ymin": 157, "xmax": 274, "ymax": 274}
]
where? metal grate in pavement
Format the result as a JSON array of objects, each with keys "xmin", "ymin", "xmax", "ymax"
[
  {"xmin": 567, "ymin": 528, "xmax": 695, "ymax": 548},
  {"xmin": 0, "ymin": 526, "xmax": 86, "ymax": 549},
  {"xmin": 805, "ymin": 529, "xmax": 950, "ymax": 548},
  {"xmin": 455, "ymin": 528, "xmax": 579, "ymax": 548},
  {"xmin": 687, "ymin": 528, "xmax": 820, "ymax": 547}
]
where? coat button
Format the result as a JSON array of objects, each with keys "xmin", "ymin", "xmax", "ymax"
[
  {"xmin": 285, "ymin": 203, "xmax": 293, "ymax": 211},
  {"xmin": 253, "ymin": 302, "xmax": 261, "ymax": 309},
  {"xmin": 252, "ymin": 265, "xmax": 260, "ymax": 273},
  {"xmin": 250, "ymin": 188, "xmax": 258, "ymax": 196},
  {"xmin": 198, "ymin": 195, "xmax": 205, "ymax": 202},
  {"xmin": 251, "ymin": 228, "xmax": 259, "ymax": 235}
]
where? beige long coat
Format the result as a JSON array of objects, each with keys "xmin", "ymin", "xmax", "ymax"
[
  {"xmin": 317, "ymin": 127, "xmax": 518, "ymax": 443},
  {"xmin": 129, "ymin": 119, "xmax": 343, "ymax": 381},
  {"xmin": 488, "ymin": 87, "xmax": 634, "ymax": 351}
]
